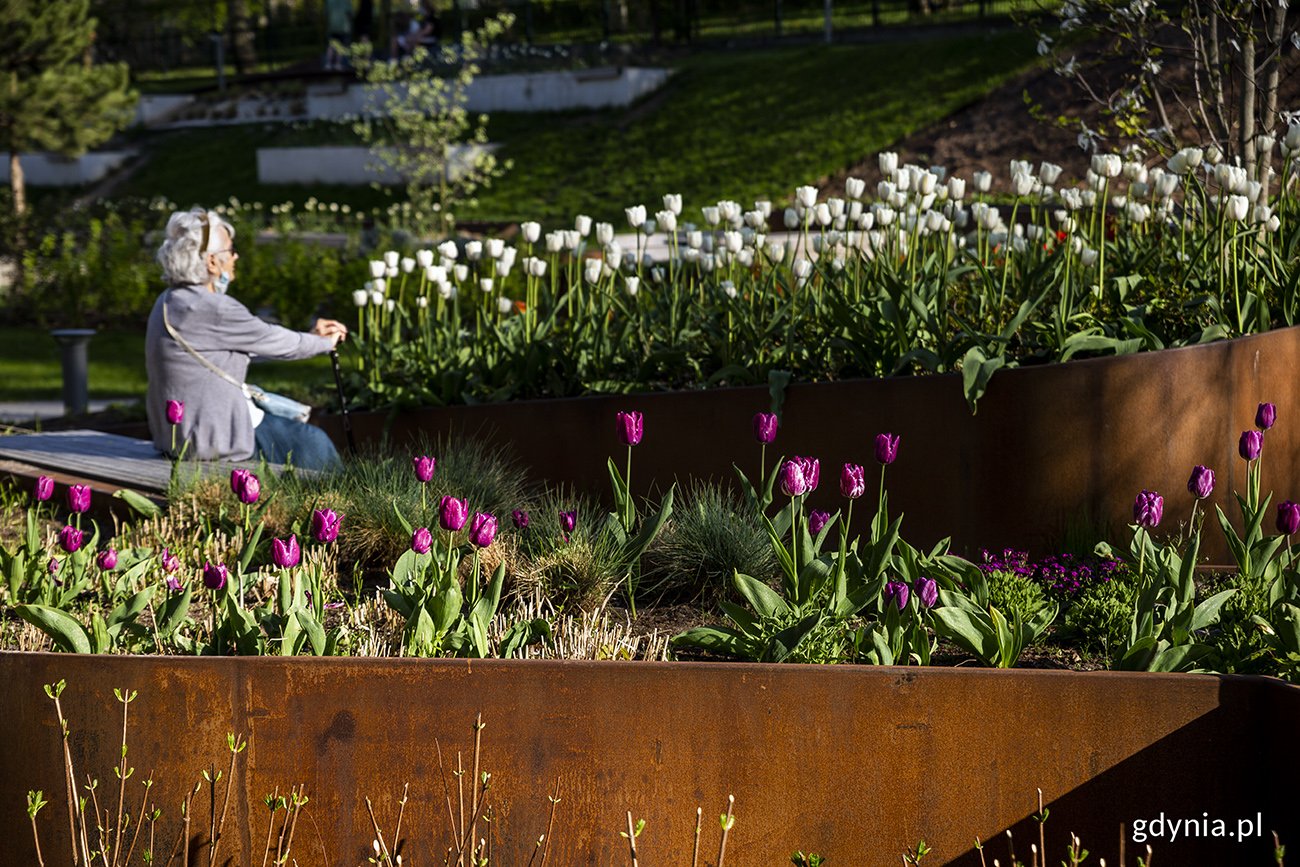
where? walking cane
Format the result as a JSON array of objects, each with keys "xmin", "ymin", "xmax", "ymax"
[{"xmin": 329, "ymin": 349, "xmax": 358, "ymax": 457}]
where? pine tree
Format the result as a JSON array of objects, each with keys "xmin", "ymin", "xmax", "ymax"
[{"xmin": 0, "ymin": 0, "xmax": 137, "ymax": 217}]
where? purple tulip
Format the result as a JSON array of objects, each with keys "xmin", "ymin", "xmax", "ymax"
[
  {"xmin": 752, "ymin": 412, "xmax": 779, "ymax": 444},
  {"xmin": 840, "ymin": 463, "xmax": 866, "ymax": 499},
  {"xmin": 874, "ymin": 433, "xmax": 901, "ymax": 466},
  {"xmin": 512, "ymin": 509, "xmax": 530, "ymax": 529},
  {"xmin": 883, "ymin": 580, "xmax": 910, "ymax": 611},
  {"xmin": 1133, "ymin": 489, "xmax": 1164, "ymax": 531},
  {"xmin": 412, "ymin": 455, "xmax": 436, "ymax": 483},
  {"xmin": 469, "ymin": 512, "xmax": 498, "ymax": 548},
  {"xmin": 1256, "ymin": 402, "xmax": 1277, "ymax": 431},
  {"xmin": 202, "ymin": 561, "xmax": 228, "ymax": 591},
  {"xmin": 616, "ymin": 411, "xmax": 644, "ymax": 447},
  {"xmin": 96, "ymin": 548, "xmax": 118, "ymax": 571},
  {"xmin": 166, "ymin": 399, "xmax": 185, "ymax": 426},
  {"xmin": 559, "ymin": 509, "xmax": 578, "ymax": 537},
  {"xmin": 796, "ymin": 456, "xmax": 821, "ymax": 492},
  {"xmin": 312, "ymin": 508, "xmax": 342, "ymax": 544},
  {"xmin": 779, "ymin": 460, "xmax": 809, "ymax": 497},
  {"xmin": 58, "ymin": 525, "xmax": 84, "ymax": 553},
  {"xmin": 411, "ymin": 527, "xmax": 433, "ymax": 554},
  {"xmin": 915, "ymin": 576, "xmax": 938, "ymax": 609},
  {"xmin": 48, "ymin": 558, "xmax": 59, "ymax": 577},
  {"xmin": 67, "ymin": 484, "xmax": 91, "ymax": 514},
  {"xmin": 440, "ymin": 495, "xmax": 469, "ymax": 532},
  {"xmin": 1187, "ymin": 465, "xmax": 1215, "ymax": 500},
  {"xmin": 808, "ymin": 510, "xmax": 831, "ymax": 536},
  {"xmin": 164, "ymin": 574, "xmax": 183, "ymax": 592},
  {"xmin": 160, "ymin": 547, "xmax": 180, "ymax": 573},
  {"xmin": 34, "ymin": 475, "xmax": 54, "ymax": 502},
  {"xmin": 1278, "ymin": 501, "xmax": 1300, "ymax": 536},
  {"xmin": 1240, "ymin": 430, "xmax": 1264, "ymax": 461},
  {"xmin": 230, "ymin": 468, "xmax": 251, "ymax": 495},
  {"xmin": 272, "ymin": 534, "xmax": 300, "ymax": 569},
  {"xmin": 234, "ymin": 472, "xmax": 260, "ymax": 505}
]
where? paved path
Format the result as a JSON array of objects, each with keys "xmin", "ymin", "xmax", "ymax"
[{"xmin": 0, "ymin": 398, "xmax": 138, "ymax": 425}]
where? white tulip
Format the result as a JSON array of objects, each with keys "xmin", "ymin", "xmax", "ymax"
[
  {"xmin": 1153, "ymin": 173, "xmax": 1179, "ymax": 199},
  {"xmin": 575, "ymin": 214, "xmax": 592, "ymax": 236},
  {"xmin": 876, "ymin": 206, "xmax": 897, "ymax": 227},
  {"xmin": 453, "ymin": 264, "xmax": 469, "ymax": 282},
  {"xmin": 723, "ymin": 231, "xmax": 743, "ymax": 253},
  {"xmin": 792, "ymin": 258, "xmax": 813, "ymax": 279},
  {"xmin": 385, "ymin": 265, "xmax": 398, "ymax": 279},
  {"xmin": 416, "ymin": 249, "xmax": 434, "ymax": 268},
  {"xmin": 624, "ymin": 276, "xmax": 640, "ymax": 296},
  {"xmin": 1254, "ymin": 204, "xmax": 1274, "ymax": 224},
  {"xmin": 1167, "ymin": 152, "xmax": 1189, "ymax": 175},
  {"xmin": 766, "ymin": 241, "xmax": 785, "ymax": 262},
  {"xmin": 845, "ymin": 177, "xmax": 866, "ymax": 199},
  {"xmin": 495, "ymin": 297, "xmax": 512, "ymax": 314},
  {"xmin": 878, "ymin": 152, "xmax": 899, "ymax": 175},
  {"xmin": 686, "ymin": 230, "xmax": 703, "ymax": 249},
  {"xmin": 437, "ymin": 281, "xmax": 453, "ymax": 299},
  {"xmin": 827, "ymin": 197, "xmax": 845, "ymax": 218},
  {"xmin": 755, "ymin": 200, "xmax": 773, "ymax": 218},
  {"xmin": 438, "ymin": 240, "xmax": 459, "ymax": 260},
  {"xmin": 368, "ymin": 259, "xmax": 386, "ymax": 278},
  {"xmin": 485, "ymin": 238, "xmax": 504, "ymax": 259},
  {"xmin": 401, "ymin": 257, "xmax": 416, "ymax": 274},
  {"xmin": 973, "ymin": 171, "xmax": 992, "ymax": 193},
  {"xmin": 814, "ymin": 203, "xmax": 832, "ymax": 226},
  {"xmin": 718, "ymin": 200, "xmax": 742, "ymax": 225},
  {"xmin": 625, "ymin": 205, "xmax": 647, "ymax": 228},
  {"xmin": 383, "ymin": 250, "xmax": 399, "ymax": 268},
  {"xmin": 370, "ymin": 289, "xmax": 384, "ymax": 305},
  {"xmin": 721, "ymin": 280, "xmax": 738, "ymax": 299},
  {"xmin": 595, "ymin": 222, "xmax": 614, "ymax": 245},
  {"xmin": 562, "ymin": 230, "xmax": 580, "ymax": 250},
  {"xmin": 702, "ymin": 206, "xmax": 721, "ymax": 227},
  {"xmin": 743, "ymin": 209, "xmax": 765, "ymax": 229},
  {"xmin": 520, "ymin": 221, "xmax": 541, "ymax": 243},
  {"xmin": 947, "ymin": 177, "xmax": 966, "ymax": 201},
  {"xmin": 1091, "ymin": 154, "xmax": 1122, "ymax": 178},
  {"xmin": 1039, "ymin": 162, "xmax": 1063, "ymax": 185},
  {"xmin": 736, "ymin": 249, "xmax": 754, "ymax": 267},
  {"xmin": 1285, "ymin": 124, "xmax": 1300, "ymax": 153},
  {"xmin": 848, "ymin": 201, "xmax": 863, "ymax": 221},
  {"xmin": 371, "ymin": 277, "xmax": 386, "ymax": 294},
  {"xmin": 416, "ymin": 296, "xmax": 429, "ymax": 309},
  {"xmin": 1245, "ymin": 180, "xmax": 1263, "ymax": 203},
  {"xmin": 657, "ymin": 210, "xmax": 677, "ymax": 232},
  {"xmin": 1012, "ymin": 172, "xmax": 1034, "ymax": 197},
  {"xmin": 501, "ymin": 249, "xmax": 518, "ymax": 272},
  {"xmin": 385, "ymin": 299, "xmax": 395, "ymax": 312},
  {"xmin": 605, "ymin": 241, "xmax": 623, "ymax": 265},
  {"xmin": 352, "ymin": 289, "xmax": 369, "ymax": 306},
  {"xmin": 917, "ymin": 171, "xmax": 937, "ymax": 196},
  {"xmin": 796, "ymin": 185, "xmax": 818, "ymax": 209},
  {"xmin": 663, "ymin": 193, "xmax": 682, "ymax": 215},
  {"xmin": 1258, "ymin": 134, "xmax": 1276, "ymax": 157},
  {"xmin": 1225, "ymin": 194, "xmax": 1250, "ymax": 221},
  {"xmin": 878, "ymin": 180, "xmax": 896, "ymax": 200},
  {"xmin": 783, "ymin": 207, "xmax": 800, "ymax": 229},
  {"xmin": 464, "ymin": 241, "xmax": 483, "ymax": 261},
  {"xmin": 1268, "ymin": 215, "xmax": 1281, "ymax": 233},
  {"xmin": 527, "ymin": 257, "xmax": 548, "ymax": 277},
  {"xmin": 1205, "ymin": 144, "xmax": 1223, "ymax": 164},
  {"xmin": 1126, "ymin": 202, "xmax": 1150, "ymax": 223},
  {"xmin": 583, "ymin": 258, "xmax": 602, "ymax": 283},
  {"xmin": 1080, "ymin": 248, "xmax": 1098, "ymax": 267}
]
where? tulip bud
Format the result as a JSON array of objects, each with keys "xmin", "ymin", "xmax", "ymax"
[
  {"xmin": 485, "ymin": 238, "xmax": 505, "ymax": 259},
  {"xmin": 1240, "ymin": 430, "xmax": 1264, "ymax": 461},
  {"xmin": 34, "ymin": 475, "xmax": 54, "ymax": 502},
  {"xmin": 48, "ymin": 558, "xmax": 60, "ymax": 577},
  {"xmin": 1278, "ymin": 501, "xmax": 1300, "ymax": 536},
  {"xmin": 416, "ymin": 248, "xmax": 435, "ymax": 268},
  {"xmin": 616, "ymin": 411, "xmax": 644, "ymax": 446},
  {"xmin": 465, "ymin": 241, "xmax": 483, "ymax": 261},
  {"xmin": 914, "ymin": 576, "xmax": 938, "ymax": 609},
  {"xmin": 58, "ymin": 525, "xmax": 84, "ymax": 553},
  {"xmin": 352, "ymin": 289, "xmax": 369, "ymax": 307},
  {"xmin": 383, "ymin": 250, "xmax": 400, "ymax": 268},
  {"xmin": 67, "ymin": 484, "xmax": 92, "ymax": 513},
  {"xmin": 166, "ymin": 399, "xmax": 185, "ymax": 425},
  {"xmin": 160, "ymin": 547, "xmax": 181, "ymax": 573},
  {"xmin": 1256, "ymin": 402, "xmax": 1277, "ymax": 431},
  {"xmin": 845, "ymin": 177, "xmax": 866, "ymax": 200},
  {"xmin": 411, "ymin": 527, "xmax": 433, "ymax": 555},
  {"xmin": 1187, "ymin": 465, "xmax": 1215, "ymax": 500},
  {"xmin": 234, "ymin": 471, "xmax": 260, "ymax": 505},
  {"xmin": 874, "ymin": 433, "xmax": 900, "ymax": 465},
  {"xmin": 559, "ymin": 509, "xmax": 578, "ymax": 538},
  {"xmin": 808, "ymin": 510, "xmax": 831, "ymax": 536},
  {"xmin": 625, "ymin": 205, "xmax": 647, "ymax": 228},
  {"xmin": 272, "ymin": 534, "xmax": 301, "ymax": 569},
  {"xmin": 883, "ymin": 580, "xmax": 910, "ymax": 611},
  {"xmin": 468, "ymin": 512, "xmax": 498, "ymax": 548},
  {"xmin": 401, "ymin": 257, "xmax": 416, "ymax": 273},
  {"xmin": 663, "ymin": 193, "xmax": 683, "ymax": 215},
  {"xmin": 97, "ymin": 548, "xmax": 118, "ymax": 571},
  {"xmin": 794, "ymin": 456, "xmax": 820, "ymax": 492},
  {"xmin": 1133, "ymin": 489, "xmax": 1164, "ymax": 530},
  {"xmin": 369, "ymin": 259, "xmax": 386, "ymax": 278},
  {"xmin": 779, "ymin": 460, "xmax": 808, "ymax": 497},
  {"xmin": 312, "ymin": 508, "xmax": 342, "ymax": 544},
  {"xmin": 575, "ymin": 214, "xmax": 592, "ymax": 236},
  {"xmin": 753, "ymin": 412, "xmax": 778, "ymax": 444},
  {"xmin": 878, "ymin": 152, "xmax": 899, "ymax": 175},
  {"xmin": 512, "ymin": 509, "xmax": 530, "ymax": 529},
  {"xmin": 624, "ymin": 276, "xmax": 640, "ymax": 296},
  {"xmin": 440, "ymin": 496, "xmax": 469, "ymax": 532},
  {"xmin": 202, "ymin": 561, "xmax": 229, "ymax": 591},
  {"xmin": 840, "ymin": 463, "xmax": 866, "ymax": 499},
  {"xmin": 412, "ymin": 455, "xmax": 436, "ymax": 483}
]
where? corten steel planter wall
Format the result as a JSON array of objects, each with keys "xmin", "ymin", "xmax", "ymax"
[
  {"xmin": 2, "ymin": 653, "xmax": 1297, "ymax": 866},
  {"xmin": 320, "ymin": 326, "xmax": 1300, "ymax": 562}
]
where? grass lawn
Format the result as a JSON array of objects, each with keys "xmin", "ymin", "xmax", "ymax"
[
  {"xmin": 0, "ymin": 328, "xmax": 337, "ymax": 406},
  {"xmin": 114, "ymin": 29, "xmax": 1038, "ymax": 224}
]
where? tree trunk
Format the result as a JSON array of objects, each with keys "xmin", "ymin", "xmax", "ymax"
[
  {"xmin": 1240, "ymin": 34, "xmax": 1257, "ymax": 179},
  {"xmin": 9, "ymin": 151, "xmax": 25, "ymax": 217},
  {"xmin": 229, "ymin": 0, "xmax": 257, "ymax": 74}
]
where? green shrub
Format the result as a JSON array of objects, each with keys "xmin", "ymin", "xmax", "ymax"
[
  {"xmin": 1060, "ymin": 577, "xmax": 1137, "ymax": 659},
  {"xmin": 985, "ymin": 569, "xmax": 1047, "ymax": 624},
  {"xmin": 1210, "ymin": 572, "xmax": 1275, "ymax": 675},
  {"xmin": 515, "ymin": 489, "xmax": 625, "ymax": 609}
]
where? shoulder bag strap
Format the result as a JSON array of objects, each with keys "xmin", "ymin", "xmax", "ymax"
[{"xmin": 162, "ymin": 294, "xmax": 264, "ymax": 400}]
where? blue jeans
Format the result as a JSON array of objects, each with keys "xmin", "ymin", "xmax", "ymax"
[{"xmin": 254, "ymin": 414, "xmax": 342, "ymax": 471}]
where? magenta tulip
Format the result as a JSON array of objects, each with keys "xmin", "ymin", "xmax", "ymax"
[
  {"xmin": 230, "ymin": 468, "xmax": 251, "ymax": 495},
  {"xmin": 915, "ymin": 576, "xmax": 938, "ymax": 609},
  {"xmin": 779, "ymin": 460, "xmax": 809, "ymax": 497},
  {"xmin": 512, "ymin": 509, "xmax": 530, "ymax": 529},
  {"xmin": 874, "ymin": 433, "xmax": 900, "ymax": 466},
  {"xmin": 311, "ymin": 508, "xmax": 342, "ymax": 544},
  {"xmin": 840, "ymin": 463, "xmax": 866, "ymax": 499},
  {"xmin": 1278, "ymin": 501, "xmax": 1300, "ymax": 536},
  {"xmin": 1187, "ymin": 465, "xmax": 1215, "ymax": 500},
  {"xmin": 1133, "ymin": 490, "xmax": 1164, "ymax": 531},
  {"xmin": 752, "ymin": 412, "xmax": 779, "ymax": 444},
  {"xmin": 67, "ymin": 484, "xmax": 91, "ymax": 513},
  {"xmin": 58, "ymin": 525, "xmax": 84, "ymax": 553},
  {"xmin": 34, "ymin": 475, "xmax": 54, "ymax": 502},
  {"xmin": 1240, "ymin": 430, "xmax": 1264, "ymax": 461},
  {"xmin": 166, "ymin": 399, "xmax": 185, "ymax": 426},
  {"xmin": 469, "ymin": 512, "xmax": 498, "ymax": 548},
  {"xmin": 440, "ymin": 496, "xmax": 469, "ymax": 532},
  {"xmin": 48, "ymin": 558, "xmax": 59, "ymax": 576},
  {"xmin": 412, "ymin": 455, "xmax": 436, "ymax": 483},
  {"xmin": 411, "ymin": 527, "xmax": 433, "ymax": 554},
  {"xmin": 559, "ymin": 509, "xmax": 578, "ymax": 537},
  {"xmin": 165, "ymin": 574, "xmax": 183, "ymax": 592},
  {"xmin": 272, "ymin": 534, "xmax": 300, "ymax": 568},
  {"xmin": 616, "ymin": 411, "xmax": 644, "ymax": 446},
  {"xmin": 96, "ymin": 548, "xmax": 118, "ymax": 571},
  {"xmin": 234, "ymin": 472, "xmax": 260, "ymax": 505},
  {"xmin": 160, "ymin": 547, "xmax": 180, "ymax": 573},
  {"xmin": 1256, "ymin": 402, "xmax": 1277, "ymax": 431},
  {"xmin": 883, "ymin": 580, "xmax": 910, "ymax": 611},
  {"xmin": 808, "ymin": 510, "xmax": 831, "ymax": 536},
  {"xmin": 202, "ymin": 561, "xmax": 228, "ymax": 591}
]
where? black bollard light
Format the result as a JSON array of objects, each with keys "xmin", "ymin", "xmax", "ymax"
[{"xmin": 49, "ymin": 328, "xmax": 96, "ymax": 416}]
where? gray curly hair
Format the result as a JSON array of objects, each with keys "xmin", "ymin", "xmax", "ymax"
[{"xmin": 156, "ymin": 208, "xmax": 236, "ymax": 286}]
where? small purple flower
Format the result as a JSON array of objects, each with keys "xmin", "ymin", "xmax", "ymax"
[
  {"xmin": 439, "ymin": 495, "xmax": 469, "ymax": 532},
  {"xmin": 915, "ymin": 576, "xmax": 938, "ymax": 609},
  {"xmin": 96, "ymin": 548, "xmax": 118, "ymax": 571},
  {"xmin": 1256, "ymin": 402, "xmax": 1277, "ymax": 431},
  {"xmin": 1240, "ymin": 430, "xmax": 1264, "ymax": 461},
  {"xmin": 840, "ymin": 463, "xmax": 866, "ymax": 499},
  {"xmin": 752, "ymin": 412, "xmax": 779, "ymax": 444},
  {"xmin": 559, "ymin": 509, "xmax": 578, "ymax": 538},
  {"xmin": 234, "ymin": 472, "xmax": 260, "ymax": 505},
  {"xmin": 874, "ymin": 433, "xmax": 900, "ymax": 466},
  {"xmin": 160, "ymin": 547, "xmax": 180, "ymax": 573},
  {"xmin": 512, "ymin": 509, "xmax": 530, "ymax": 529},
  {"xmin": 67, "ymin": 484, "xmax": 91, "ymax": 514},
  {"xmin": 808, "ymin": 510, "xmax": 831, "ymax": 536},
  {"xmin": 779, "ymin": 460, "xmax": 809, "ymax": 497},
  {"xmin": 312, "ymin": 508, "xmax": 342, "ymax": 544},
  {"xmin": 202, "ymin": 561, "xmax": 228, "ymax": 591},
  {"xmin": 883, "ymin": 580, "xmax": 910, "ymax": 611},
  {"xmin": 1278, "ymin": 501, "xmax": 1300, "ymax": 536},
  {"xmin": 616, "ymin": 411, "xmax": 644, "ymax": 446},
  {"xmin": 411, "ymin": 527, "xmax": 433, "ymax": 554},
  {"xmin": 165, "ymin": 573, "xmax": 184, "ymax": 592},
  {"xmin": 272, "ymin": 534, "xmax": 300, "ymax": 569},
  {"xmin": 166, "ymin": 399, "xmax": 185, "ymax": 426},
  {"xmin": 412, "ymin": 455, "xmax": 436, "ymax": 483},
  {"xmin": 48, "ymin": 558, "xmax": 60, "ymax": 577},
  {"xmin": 469, "ymin": 512, "xmax": 498, "ymax": 548},
  {"xmin": 34, "ymin": 475, "xmax": 54, "ymax": 502},
  {"xmin": 1187, "ymin": 465, "xmax": 1215, "ymax": 500},
  {"xmin": 230, "ymin": 468, "xmax": 252, "ymax": 495},
  {"xmin": 1133, "ymin": 489, "xmax": 1164, "ymax": 531},
  {"xmin": 58, "ymin": 525, "xmax": 84, "ymax": 553}
]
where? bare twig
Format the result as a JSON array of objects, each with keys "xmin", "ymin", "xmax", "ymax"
[
  {"xmin": 691, "ymin": 806, "xmax": 702, "ymax": 867},
  {"xmin": 435, "ymin": 740, "xmax": 459, "ymax": 853},
  {"xmin": 539, "ymin": 780, "xmax": 560, "ymax": 867},
  {"xmin": 364, "ymin": 797, "xmax": 393, "ymax": 865},
  {"xmin": 625, "ymin": 811, "xmax": 639, "ymax": 867},
  {"xmin": 717, "ymin": 795, "xmax": 735, "ymax": 867}
]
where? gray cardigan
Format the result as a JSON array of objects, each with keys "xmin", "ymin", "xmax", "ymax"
[{"xmin": 145, "ymin": 285, "xmax": 335, "ymax": 460}]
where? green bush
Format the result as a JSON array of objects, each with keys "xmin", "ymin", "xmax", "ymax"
[
  {"xmin": 1210, "ymin": 572, "xmax": 1275, "ymax": 675},
  {"xmin": 986, "ymin": 569, "xmax": 1048, "ymax": 624},
  {"xmin": 1060, "ymin": 577, "xmax": 1137, "ymax": 659}
]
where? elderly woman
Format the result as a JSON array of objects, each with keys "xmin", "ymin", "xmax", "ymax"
[{"xmin": 146, "ymin": 208, "xmax": 348, "ymax": 470}]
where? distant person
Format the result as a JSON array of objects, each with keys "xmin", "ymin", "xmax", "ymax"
[
  {"xmin": 353, "ymin": 0, "xmax": 375, "ymax": 45},
  {"xmin": 393, "ymin": 1, "xmax": 439, "ymax": 58},
  {"xmin": 146, "ymin": 208, "xmax": 348, "ymax": 470},
  {"xmin": 324, "ymin": 0, "xmax": 354, "ymax": 70}
]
